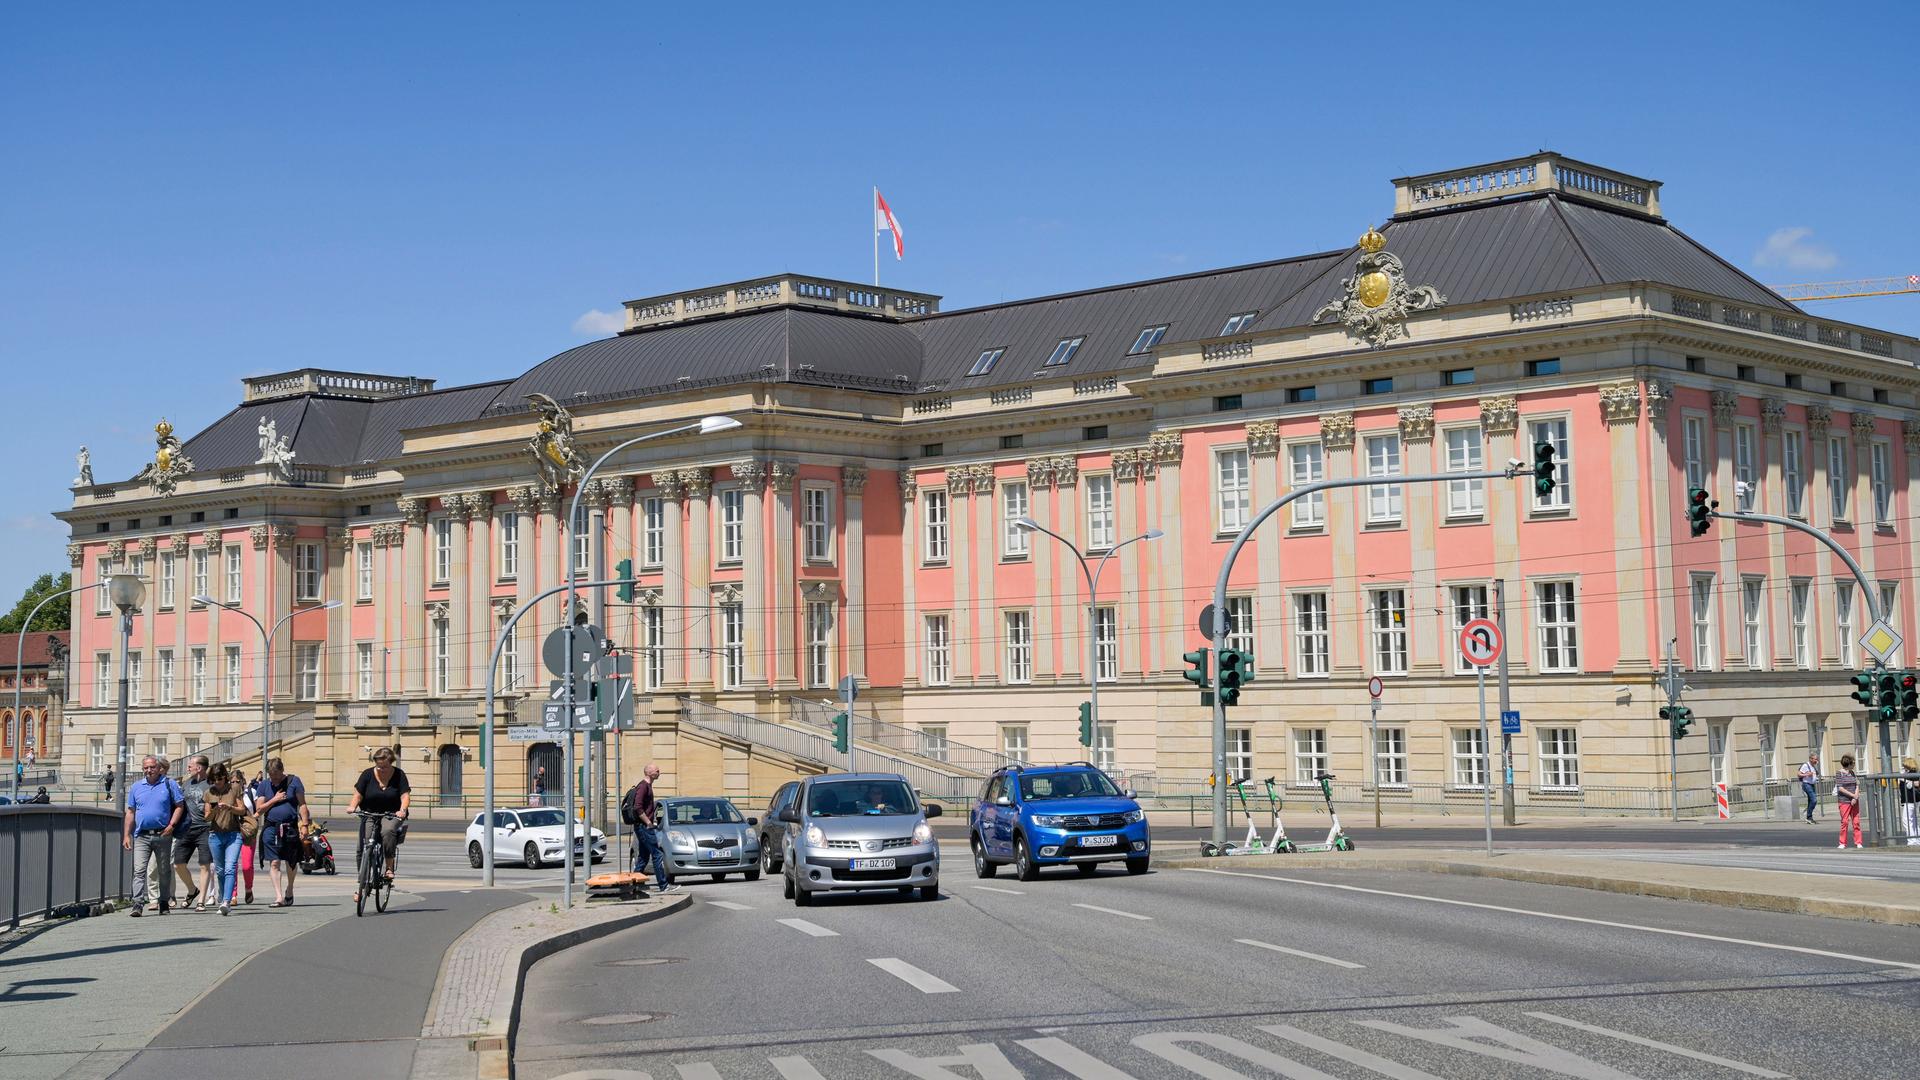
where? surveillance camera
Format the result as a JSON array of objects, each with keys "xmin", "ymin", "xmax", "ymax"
[{"xmin": 1507, "ymin": 457, "xmax": 1526, "ymax": 470}]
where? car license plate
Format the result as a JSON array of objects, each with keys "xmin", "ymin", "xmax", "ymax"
[
  {"xmin": 1081, "ymin": 834, "xmax": 1118, "ymax": 847},
  {"xmin": 699, "ymin": 851, "xmax": 727, "ymax": 862},
  {"xmin": 850, "ymin": 857, "xmax": 897, "ymax": 871}
]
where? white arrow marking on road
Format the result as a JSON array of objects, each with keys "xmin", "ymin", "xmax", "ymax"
[
  {"xmin": 1072, "ymin": 902, "xmax": 1152, "ymax": 921},
  {"xmin": 769, "ymin": 1057, "xmax": 831, "ymax": 1080},
  {"xmin": 1236, "ymin": 938, "xmax": 1364, "ymax": 969},
  {"xmin": 777, "ymin": 917, "xmax": 838, "ymax": 937},
  {"xmin": 1524, "ymin": 1012, "xmax": 1791, "ymax": 1078},
  {"xmin": 867, "ymin": 957, "xmax": 960, "ymax": 994},
  {"xmin": 1017, "ymin": 1037, "xmax": 1142, "ymax": 1079},
  {"xmin": 970, "ymin": 885, "xmax": 1025, "ymax": 895},
  {"xmin": 706, "ymin": 900, "xmax": 754, "ymax": 911}
]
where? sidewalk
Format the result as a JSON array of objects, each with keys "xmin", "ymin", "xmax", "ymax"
[{"xmin": 1162, "ymin": 847, "xmax": 1920, "ymax": 925}]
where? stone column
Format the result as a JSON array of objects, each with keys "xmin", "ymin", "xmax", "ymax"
[
  {"xmin": 950, "ymin": 470, "xmax": 975, "ymax": 682},
  {"xmin": 201, "ymin": 529, "xmax": 224, "ymax": 696},
  {"xmin": 1760, "ymin": 398, "xmax": 1793, "ymax": 667},
  {"xmin": 1147, "ymin": 432, "xmax": 1184, "ymax": 676},
  {"xmin": 968, "ymin": 464, "xmax": 998, "ymax": 681},
  {"xmin": 372, "ymin": 523, "xmax": 401, "ymax": 697},
  {"xmin": 1480, "ymin": 397, "xmax": 1524, "ymax": 674},
  {"xmin": 169, "ymin": 533, "xmax": 190, "ymax": 706},
  {"xmin": 843, "ymin": 466, "xmax": 869, "ymax": 680},
  {"xmin": 1247, "ymin": 422, "xmax": 1284, "ymax": 678},
  {"xmin": 1322, "ymin": 414, "xmax": 1364, "ymax": 677},
  {"xmin": 326, "ymin": 528, "xmax": 351, "ymax": 698},
  {"xmin": 770, "ymin": 460, "xmax": 798, "ymax": 688},
  {"xmin": 1400, "ymin": 406, "xmax": 1443, "ymax": 675},
  {"xmin": 1029, "ymin": 458, "xmax": 1060, "ymax": 680},
  {"xmin": 1600, "ymin": 382, "xmax": 1651, "ymax": 669},
  {"xmin": 1643, "ymin": 379, "xmax": 1678, "ymax": 658},
  {"xmin": 1851, "ymin": 411, "xmax": 1881, "ymax": 587},
  {"xmin": 538, "ymin": 485, "xmax": 564, "ymax": 629},
  {"xmin": 448, "ymin": 495, "xmax": 473, "ymax": 692},
  {"xmin": 650, "ymin": 472, "xmax": 688, "ymax": 686},
  {"xmin": 605, "ymin": 478, "xmax": 635, "ymax": 659},
  {"xmin": 731, "ymin": 460, "xmax": 770, "ymax": 688},
  {"xmin": 507, "ymin": 487, "xmax": 539, "ymax": 693},
  {"xmin": 1711, "ymin": 390, "xmax": 1742, "ymax": 666},
  {"xmin": 679, "ymin": 469, "xmax": 714, "ymax": 687},
  {"xmin": 270, "ymin": 525, "xmax": 296, "ymax": 700},
  {"xmin": 396, "ymin": 498, "xmax": 428, "ymax": 696},
  {"xmin": 466, "ymin": 493, "xmax": 494, "ymax": 691},
  {"xmin": 1806, "ymin": 407, "xmax": 1838, "ymax": 664},
  {"xmin": 896, "ymin": 472, "xmax": 919, "ymax": 685},
  {"xmin": 1113, "ymin": 452, "xmax": 1145, "ymax": 675}
]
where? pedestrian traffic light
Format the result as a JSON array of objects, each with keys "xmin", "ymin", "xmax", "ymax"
[
  {"xmin": 1877, "ymin": 672, "xmax": 1900, "ymax": 722},
  {"xmin": 1686, "ymin": 488, "xmax": 1716, "ymax": 537},
  {"xmin": 831, "ymin": 712, "xmax": 850, "ymax": 754},
  {"xmin": 1077, "ymin": 701, "xmax": 1094, "ymax": 747},
  {"xmin": 1900, "ymin": 673, "xmax": 1919, "ymax": 722},
  {"xmin": 1660, "ymin": 705, "xmax": 1694, "ymax": 739},
  {"xmin": 614, "ymin": 558, "xmax": 635, "ymax": 603},
  {"xmin": 1217, "ymin": 648, "xmax": 1252, "ymax": 706},
  {"xmin": 1852, "ymin": 671, "xmax": 1877, "ymax": 707},
  {"xmin": 1182, "ymin": 647, "xmax": 1211, "ymax": 702},
  {"xmin": 1533, "ymin": 440, "xmax": 1558, "ymax": 497}
]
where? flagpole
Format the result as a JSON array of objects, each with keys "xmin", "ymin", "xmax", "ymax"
[{"xmin": 872, "ymin": 186, "xmax": 880, "ymax": 287}]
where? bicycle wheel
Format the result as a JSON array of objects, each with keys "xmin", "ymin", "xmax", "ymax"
[
  {"xmin": 375, "ymin": 851, "xmax": 394, "ymax": 913},
  {"xmin": 355, "ymin": 843, "xmax": 371, "ymax": 917}
]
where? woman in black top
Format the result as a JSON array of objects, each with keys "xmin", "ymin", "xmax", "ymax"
[{"xmin": 346, "ymin": 746, "xmax": 411, "ymax": 901}]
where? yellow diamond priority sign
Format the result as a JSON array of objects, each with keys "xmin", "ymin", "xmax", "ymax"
[{"xmin": 1860, "ymin": 620, "xmax": 1904, "ymax": 666}]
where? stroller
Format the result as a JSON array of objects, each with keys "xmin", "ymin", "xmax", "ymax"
[{"xmin": 299, "ymin": 821, "xmax": 338, "ymax": 875}]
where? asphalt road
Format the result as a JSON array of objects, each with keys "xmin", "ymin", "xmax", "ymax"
[{"xmin": 516, "ymin": 861, "xmax": 1920, "ymax": 1078}]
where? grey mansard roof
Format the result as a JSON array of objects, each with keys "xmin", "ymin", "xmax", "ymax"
[{"xmin": 164, "ymin": 188, "xmax": 1815, "ymax": 474}]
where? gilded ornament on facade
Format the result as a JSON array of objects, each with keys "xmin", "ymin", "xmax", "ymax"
[
  {"xmin": 525, "ymin": 393, "xmax": 585, "ymax": 489},
  {"xmin": 1312, "ymin": 226, "xmax": 1447, "ymax": 348},
  {"xmin": 135, "ymin": 418, "xmax": 196, "ymax": 497}
]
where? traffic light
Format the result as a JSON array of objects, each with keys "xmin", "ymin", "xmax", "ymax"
[
  {"xmin": 1077, "ymin": 701, "xmax": 1094, "ymax": 747},
  {"xmin": 1660, "ymin": 705, "xmax": 1694, "ymax": 739},
  {"xmin": 831, "ymin": 712, "xmax": 850, "ymax": 754},
  {"xmin": 1877, "ymin": 673, "xmax": 1899, "ymax": 722},
  {"xmin": 1217, "ymin": 648, "xmax": 1253, "ymax": 706},
  {"xmin": 1851, "ymin": 671, "xmax": 1877, "ymax": 707},
  {"xmin": 1533, "ymin": 440, "xmax": 1558, "ymax": 497},
  {"xmin": 1686, "ymin": 488, "xmax": 1716, "ymax": 538},
  {"xmin": 1182, "ymin": 648, "xmax": 1212, "ymax": 703},
  {"xmin": 614, "ymin": 558, "xmax": 635, "ymax": 603},
  {"xmin": 1901, "ymin": 673, "xmax": 1919, "ymax": 722}
]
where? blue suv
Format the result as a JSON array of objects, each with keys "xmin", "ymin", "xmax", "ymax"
[{"xmin": 970, "ymin": 762, "xmax": 1150, "ymax": 880}]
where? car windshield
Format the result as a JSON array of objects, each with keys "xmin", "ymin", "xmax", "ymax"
[
  {"xmin": 808, "ymin": 780, "xmax": 916, "ymax": 817},
  {"xmin": 516, "ymin": 809, "xmax": 566, "ymax": 828},
  {"xmin": 1019, "ymin": 771, "xmax": 1121, "ymax": 801},
  {"xmin": 664, "ymin": 799, "xmax": 743, "ymax": 825}
]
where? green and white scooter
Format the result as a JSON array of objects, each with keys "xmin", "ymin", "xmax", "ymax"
[
  {"xmin": 1201, "ymin": 776, "xmax": 1298, "ymax": 856},
  {"xmin": 1286, "ymin": 771, "xmax": 1356, "ymax": 853}
]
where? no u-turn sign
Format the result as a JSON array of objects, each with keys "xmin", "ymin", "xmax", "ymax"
[{"xmin": 1459, "ymin": 618, "xmax": 1503, "ymax": 667}]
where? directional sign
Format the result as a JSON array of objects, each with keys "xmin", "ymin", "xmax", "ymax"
[
  {"xmin": 1459, "ymin": 618, "xmax": 1503, "ymax": 667},
  {"xmin": 1860, "ymin": 620, "xmax": 1904, "ymax": 666},
  {"xmin": 1500, "ymin": 710, "xmax": 1522, "ymax": 735},
  {"xmin": 507, "ymin": 726, "xmax": 552, "ymax": 743},
  {"xmin": 1367, "ymin": 676, "xmax": 1384, "ymax": 700},
  {"xmin": 542, "ymin": 702, "xmax": 592, "ymax": 731}
]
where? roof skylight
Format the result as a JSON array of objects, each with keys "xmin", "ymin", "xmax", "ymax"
[
  {"xmin": 1220, "ymin": 311, "xmax": 1258, "ymax": 335},
  {"xmin": 1128, "ymin": 325, "xmax": 1170, "ymax": 355},
  {"xmin": 967, "ymin": 348, "xmax": 1006, "ymax": 377},
  {"xmin": 1043, "ymin": 336, "xmax": 1086, "ymax": 367}
]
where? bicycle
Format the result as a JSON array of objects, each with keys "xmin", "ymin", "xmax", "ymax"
[{"xmin": 351, "ymin": 811, "xmax": 400, "ymax": 916}]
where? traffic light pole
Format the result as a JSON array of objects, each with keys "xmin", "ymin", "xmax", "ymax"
[
  {"xmin": 1207, "ymin": 464, "xmax": 1531, "ymax": 850},
  {"xmin": 1659, "ymin": 648, "xmax": 1686, "ymax": 821}
]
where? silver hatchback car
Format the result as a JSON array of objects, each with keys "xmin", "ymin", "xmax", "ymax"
[{"xmin": 777, "ymin": 773, "xmax": 942, "ymax": 905}]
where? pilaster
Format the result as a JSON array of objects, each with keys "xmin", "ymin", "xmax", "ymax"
[
  {"xmin": 397, "ymin": 497, "xmax": 428, "ymax": 696},
  {"xmin": 1600, "ymin": 381, "xmax": 1650, "ymax": 669},
  {"xmin": 1247, "ymin": 421, "xmax": 1284, "ymax": 677},
  {"xmin": 1399, "ymin": 406, "xmax": 1443, "ymax": 675},
  {"xmin": 1322, "ymin": 413, "xmax": 1363, "ymax": 677},
  {"xmin": 467, "ymin": 493, "xmax": 494, "ymax": 690},
  {"xmin": 843, "ymin": 465, "xmax": 868, "ymax": 680}
]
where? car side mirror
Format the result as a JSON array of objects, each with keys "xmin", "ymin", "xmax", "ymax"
[
  {"xmin": 995, "ymin": 795, "xmax": 1012, "ymax": 807},
  {"xmin": 778, "ymin": 808, "xmax": 800, "ymax": 824},
  {"xmin": 923, "ymin": 803, "xmax": 942, "ymax": 818},
  {"xmin": 1123, "ymin": 789, "xmax": 1135, "ymax": 799},
  {"xmin": 504, "ymin": 822, "xmax": 519, "ymax": 832},
  {"xmin": 747, "ymin": 816, "xmax": 759, "ymax": 827}
]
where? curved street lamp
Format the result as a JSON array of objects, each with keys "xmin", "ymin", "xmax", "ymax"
[
  {"xmin": 191, "ymin": 595, "xmax": 343, "ymax": 777},
  {"xmin": 1011, "ymin": 517, "xmax": 1163, "ymax": 740},
  {"xmin": 9, "ymin": 580, "xmax": 107, "ymax": 801}
]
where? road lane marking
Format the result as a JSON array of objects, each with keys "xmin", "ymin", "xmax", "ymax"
[
  {"xmin": 867, "ymin": 957, "xmax": 960, "ymax": 993},
  {"xmin": 1185, "ymin": 867, "xmax": 1920, "ymax": 973},
  {"xmin": 706, "ymin": 900, "xmax": 754, "ymax": 911},
  {"xmin": 1073, "ymin": 903, "xmax": 1152, "ymax": 921},
  {"xmin": 970, "ymin": 885, "xmax": 1025, "ymax": 895},
  {"xmin": 1236, "ymin": 938, "xmax": 1365, "ymax": 969},
  {"xmin": 777, "ymin": 917, "xmax": 839, "ymax": 937},
  {"xmin": 1524, "ymin": 1011, "xmax": 1791, "ymax": 1077}
]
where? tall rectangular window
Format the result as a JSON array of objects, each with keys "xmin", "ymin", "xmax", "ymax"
[
  {"xmin": 432, "ymin": 519, "xmax": 452, "ymax": 583},
  {"xmin": 1539, "ymin": 728, "xmax": 1580, "ymax": 789},
  {"xmin": 1001, "ymin": 482, "xmax": 1030, "ymax": 557},
  {"xmin": 355, "ymin": 541, "xmax": 373, "ymax": 600},
  {"xmin": 1783, "ymin": 431, "xmax": 1805, "ymax": 517},
  {"xmin": 295, "ymin": 643, "xmax": 320, "ymax": 701},
  {"xmin": 127, "ymin": 654, "xmax": 143, "ymax": 707},
  {"xmin": 1828, "ymin": 435, "xmax": 1850, "ymax": 520},
  {"xmin": 500, "ymin": 618, "xmax": 518, "ymax": 692},
  {"xmin": 1742, "ymin": 577, "xmax": 1767, "ymax": 670},
  {"xmin": 642, "ymin": 608, "xmax": 664, "ymax": 691},
  {"xmin": 1761, "ymin": 719, "xmax": 1781, "ymax": 781},
  {"xmin": 89, "ymin": 737, "xmax": 104, "ymax": 776},
  {"xmin": 1880, "ymin": 582, "xmax": 1901, "ymax": 667},
  {"xmin": 1684, "ymin": 416, "xmax": 1708, "ymax": 491},
  {"xmin": 95, "ymin": 652, "xmax": 111, "ymax": 706},
  {"xmin": 1371, "ymin": 588, "xmax": 1408, "ymax": 674},
  {"xmin": 1291, "ymin": 728, "xmax": 1328, "ymax": 784},
  {"xmin": 1690, "ymin": 575, "xmax": 1717, "ymax": 669},
  {"xmin": 498, "ymin": 511, "xmax": 520, "ymax": 578},
  {"xmin": 1004, "ymin": 611, "xmax": 1033, "ymax": 683},
  {"xmin": 224, "ymin": 545, "xmax": 241, "ymax": 607},
  {"xmin": 1289, "ymin": 443, "xmax": 1325, "ymax": 527},
  {"xmin": 1365, "ymin": 434, "xmax": 1402, "ymax": 523},
  {"xmin": 96, "ymin": 558, "xmax": 114, "ymax": 614},
  {"xmin": 129, "ymin": 554, "xmax": 144, "ymax": 582},
  {"xmin": 922, "ymin": 490, "xmax": 949, "ymax": 563},
  {"xmin": 432, "ymin": 619, "xmax": 449, "ymax": 696},
  {"xmin": 641, "ymin": 498, "xmax": 665, "ymax": 569},
  {"xmin": 718, "ymin": 489, "xmax": 745, "ymax": 564},
  {"xmin": 1095, "ymin": 725, "xmax": 1116, "ymax": 773},
  {"xmin": 190, "ymin": 647, "xmax": 207, "ymax": 705},
  {"xmin": 571, "ymin": 505, "xmax": 590, "ymax": 574},
  {"xmin": 1735, "ymin": 423, "xmax": 1757, "ymax": 511},
  {"xmin": 1216, "ymin": 449, "xmax": 1250, "ymax": 532},
  {"xmin": 1872, "ymin": 442, "xmax": 1892, "ymax": 524},
  {"xmin": 1452, "ymin": 727, "xmax": 1487, "ymax": 788},
  {"xmin": 1294, "ymin": 592, "xmax": 1329, "ymax": 677},
  {"xmin": 1536, "ymin": 581, "xmax": 1579, "ymax": 672},
  {"xmin": 1451, "ymin": 585, "xmax": 1490, "ymax": 674},
  {"xmin": 923, "ymin": 614, "xmax": 951, "ymax": 686},
  {"xmin": 1374, "ymin": 727, "xmax": 1408, "ymax": 787},
  {"xmin": 806, "ymin": 601, "xmax": 833, "ymax": 689},
  {"xmin": 294, "ymin": 542, "xmax": 321, "ymax": 602},
  {"xmin": 1708, "ymin": 722, "xmax": 1729, "ymax": 787},
  {"xmin": 1226, "ymin": 728, "xmax": 1253, "ymax": 783},
  {"xmin": 1085, "ymin": 474, "xmax": 1114, "ymax": 550},
  {"xmin": 922, "ymin": 725, "xmax": 951, "ymax": 764},
  {"xmin": 1791, "ymin": 579, "xmax": 1812, "ymax": 670},
  {"xmin": 1836, "ymin": 581, "xmax": 1856, "ymax": 667},
  {"xmin": 358, "ymin": 642, "xmax": 375, "ymax": 699},
  {"xmin": 158, "ymin": 552, "xmax": 177, "ymax": 609},
  {"xmin": 1095, "ymin": 606, "xmax": 1118, "ymax": 682},
  {"xmin": 224, "ymin": 645, "xmax": 242, "ymax": 703},
  {"xmin": 1002, "ymin": 725, "xmax": 1030, "ymax": 762},
  {"xmin": 1444, "ymin": 427, "xmax": 1485, "ymax": 519},
  {"xmin": 720, "ymin": 603, "xmax": 744, "ymax": 690},
  {"xmin": 1225, "ymin": 596, "xmax": 1254, "ymax": 674},
  {"xmin": 156, "ymin": 649, "xmax": 174, "ymax": 706},
  {"xmin": 1529, "ymin": 417, "xmax": 1572, "ymax": 511},
  {"xmin": 804, "ymin": 487, "xmax": 833, "ymax": 562}
]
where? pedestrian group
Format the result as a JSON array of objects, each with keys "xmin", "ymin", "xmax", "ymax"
[{"xmin": 121, "ymin": 754, "xmax": 310, "ymax": 915}]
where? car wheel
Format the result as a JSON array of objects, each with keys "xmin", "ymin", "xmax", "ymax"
[
  {"xmin": 745, "ymin": 866, "xmax": 761, "ymax": 882},
  {"xmin": 467, "ymin": 842, "xmax": 484, "ymax": 869},
  {"xmin": 1077, "ymin": 862, "xmax": 1099, "ymax": 876},
  {"xmin": 524, "ymin": 842, "xmax": 542, "ymax": 869},
  {"xmin": 782, "ymin": 868, "xmax": 795, "ymax": 899},
  {"xmin": 711, "ymin": 874, "xmax": 726, "ymax": 883},
  {"xmin": 898, "ymin": 886, "xmax": 914, "ymax": 897},
  {"xmin": 919, "ymin": 884, "xmax": 938, "ymax": 900},
  {"xmin": 1014, "ymin": 835, "xmax": 1039, "ymax": 882},
  {"xmin": 793, "ymin": 882, "xmax": 813, "ymax": 907},
  {"xmin": 760, "ymin": 840, "xmax": 780, "ymax": 874},
  {"xmin": 972, "ymin": 836, "xmax": 997, "ymax": 879},
  {"xmin": 1126, "ymin": 857, "xmax": 1149, "ymax": 875}
]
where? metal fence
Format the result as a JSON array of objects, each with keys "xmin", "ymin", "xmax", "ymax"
[
  {"xmin": 680, "ymin": 698, "xmax": 980, "ymax": 800},
  {"xmin": 784, "ymin": 696, "xmax": 1019, "ymax": 779},
  {"xmin": 1122, "ymin": 777, "xmax": 1839, "ymax": 821},
  {"xmin": 1860, "ymin": 772, "xmax": 1920, "ymax": 847},
  {"xmin": 202, "ymin": 712, "xmax": 315, "ymax": 768},
  {"xmin": 3, "ymin": 805, "xmax": 126, "ymax": 930}
]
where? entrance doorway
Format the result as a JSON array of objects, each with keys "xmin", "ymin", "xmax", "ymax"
[
  {"xmin": 527, "ymin": 743, "xmax": 561, "ymax": 807},
  {"xmin": 438, "ymin": 745, "xmax": 463, "ymax": 807}
]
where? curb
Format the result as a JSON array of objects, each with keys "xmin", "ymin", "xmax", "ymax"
[{"xmin": 1161, "ymin": 853, "xmax": 1920, "ymax": 926}]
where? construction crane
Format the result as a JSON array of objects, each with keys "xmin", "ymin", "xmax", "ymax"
[{"xmin": 1769, "ymin": 276, "xmax": 1920, "ymax": 302}]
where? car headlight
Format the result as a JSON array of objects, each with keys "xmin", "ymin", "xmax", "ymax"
[
  {"xmin": 1031, "ymin": 815, "xmax": 1065, "ymax": 828},
  {"xmin": 667, "ymin": 830, "xmax": 691, "ymax": 848},
  {"xmin": 805, "ymin": 824, "xmax": 826, "ymax": 848},
  {"xmin": 1123, "ymin": 809, "xmax": 1145, "ymax": 824},
  {"xmin": 913, "ymin": 821, "xmax": 933, "ymax": 845}
]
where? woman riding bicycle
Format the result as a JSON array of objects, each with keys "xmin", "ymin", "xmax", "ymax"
[{"xmin": 345, "ymin": 746, "xmax": 411, "ymax": 904}]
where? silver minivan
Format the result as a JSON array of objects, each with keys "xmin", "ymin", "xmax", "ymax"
[{"xmin": 777, "ymin": 772, "xmax": 942, "ymax": 905}]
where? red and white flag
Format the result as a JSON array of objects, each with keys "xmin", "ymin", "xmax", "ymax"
[{"xmin": 875, "ymin": 189, "xmax": 904, "ymax": 260}]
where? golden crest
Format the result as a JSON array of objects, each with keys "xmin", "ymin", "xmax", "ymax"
[
  {"xmin": 1357, "ymin": 271, "xmax": 1392, "ymax": 309},
  {"xmin": 156, "ymin": 447, "xmax": 172, "ymax": 471},
  {"xmin": 1358, "ymin": 226, "xmax": 1387, "ymax": 254},
  {"xmin": 156, "ymin": 418, "xmax": 174, "ymax": 439},
  {"xmin": 1311, "ymin": 223, "xmax": 1447, "ymax": 348}
]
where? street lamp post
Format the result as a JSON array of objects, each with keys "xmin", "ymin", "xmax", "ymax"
[
  {"xmin": 108, "ymin": 575, "xmax": 146, "ymax": 827},
  {"xmin": 192, "ymin": 595, "xmax": 342, "ymax": 777},
  {"xmin": 9, "ymin": 581, "xmax": 106, "ymax": 801},
  {"xmin": 1011, "ymin": 517, "xmax": 1163, "ymax": 739}
]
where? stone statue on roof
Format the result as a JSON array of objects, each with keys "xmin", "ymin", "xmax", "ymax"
[
  {"xmin": 526, "ymin": 393, "xmax": 584, "ymax": 489},
  {"xmin": 256, "ymin": 417, "xmax": 296, "ymax": 478},
  {"xmin": 74, "ymin": 446, "xmax": 92, "ymax": 487}
]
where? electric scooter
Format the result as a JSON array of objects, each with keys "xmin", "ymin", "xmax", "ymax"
[
  {"xmin": 1288, "ymin": 772, "xmax": 1356, "ymax": 853},
  {"xmin": 1259, "ymin": 777, "xmax": 1297, "ymax": 854},
  {"xmin": 1200, "ymin": 776, "xmax": 1298, "ymax": 856}
]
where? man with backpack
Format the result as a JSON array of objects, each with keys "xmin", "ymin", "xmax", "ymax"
[
  {"xmin": 122, "ymin": 756, "xmax": 184, "ymax": 916},
  {"xmin": 623, "ymin": 763, "xmax": 675, "ymax": 893}
]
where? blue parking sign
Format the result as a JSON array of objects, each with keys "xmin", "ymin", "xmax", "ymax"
[{"xmin": 1500, "ymin": 710, "xmax": 1521, "ymax": 735}]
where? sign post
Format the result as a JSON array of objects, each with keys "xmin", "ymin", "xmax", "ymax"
[
  {"xmin": 1459, "ymin": 617, "xmax": 1504, "ymax": 854},
  {"xmin": 838, "ymin": 675, "xmax": 859, "ymax": 772},
  {"xmin": 1367, "ymin": 675, "xmax": 1384, "ymax": 829},
  {"xmin": 1493, "ymin": 579, "xmax": 1516, "ymax": 826}
]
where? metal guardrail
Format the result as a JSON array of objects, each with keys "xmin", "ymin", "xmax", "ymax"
[
  {"xmin": 4, "ymin": 805, "xmax": 127, "ymax": 930},
  {"xmin": 202, "ymin": 712, "xmax": 315, "ymax": 767},
  {"xmin": 783, "ymin": 696, "xmax": 1019, "ymax": 778},
  {"xmin": 1860, "ymin": 772, "xmax": 1920, "ymax": 848},
  {"xmin": 680, "ymin": 698, "xmax": 978, "ymax": 800}
]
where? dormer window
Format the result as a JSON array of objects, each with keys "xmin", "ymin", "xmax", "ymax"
[
  {"xmin": 1220, "ymin": 311, "xmax": 1258, "ymax": 335},
  {"xmin": 1044, "ymin": 336, "xmax": 1086, "ymax": 367},
  {"xmin": 1128, "ymin": 325, "xmax": 1169, "ymax": 355},
  {"xmin": 967, "ymin": 348, "xmax": 1006, "ymax": 377}
]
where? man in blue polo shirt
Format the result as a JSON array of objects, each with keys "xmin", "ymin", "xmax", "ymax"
[{"xmin": 122, "ymin": 756, "xmax": 184, "ymax": 917}]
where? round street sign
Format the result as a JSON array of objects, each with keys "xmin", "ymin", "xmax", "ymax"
[
  {"xmin": 1367, "ymin": 676, "xmax": 1384, "ymax": 699},
  {"xmin": 1197, "ymin": 603, "xmax": 1229, "ymax": 638},
  {"xmin": 1459, "ymin": 618, "xmax": 1503, "ymax": 667}
]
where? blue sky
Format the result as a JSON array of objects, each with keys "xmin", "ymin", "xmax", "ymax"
[{"xmin": 4, "ymin": 3, "xmax": 1917, "ymax": 604}]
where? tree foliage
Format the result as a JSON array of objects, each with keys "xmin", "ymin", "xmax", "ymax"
[{"xmin": 0, "ymin": 572, "xmax": 73, "ymax": 634}]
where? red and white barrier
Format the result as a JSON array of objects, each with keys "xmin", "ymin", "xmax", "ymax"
[{"xmin": 1715, "ymin": 782, "xmax": 1729, "ymax": 820}]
